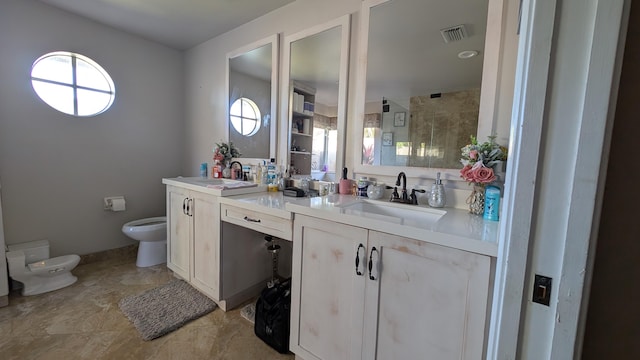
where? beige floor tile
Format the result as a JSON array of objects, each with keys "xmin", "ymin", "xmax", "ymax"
[{"xmin": 0, "ymin": 255, "xmax": 294, "ymax": 360}]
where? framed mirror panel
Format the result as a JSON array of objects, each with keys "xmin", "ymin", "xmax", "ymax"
[
  {"xmin": 279, "ymin": 15, "xmax": 351, "ymax": 180},
  {"xmin": 227, "ymin": 34, "xmax": 279, "ymax": 163},
  {"xmin": 353, "ymin": 0, "xmax": 512, "ymax": 180}
]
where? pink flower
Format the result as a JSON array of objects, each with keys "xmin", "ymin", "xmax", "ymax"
[
  {"xmin": 460, "ymin": 162, "xmax": 496, "ymax": 184},
  {"xmin": 460, "ymin": 164, "xmax": 473, "ymax": 181},
  {"xmin": 469, "ymin": 150, "xmax": 478, "ymax": 160},
  {"xmin": 471, "ymin": 163, "xmax": 496, "ymax": 183},
  {"xmin": 213, "ymin": 149, "xmax": 225, "ymax": 162}
]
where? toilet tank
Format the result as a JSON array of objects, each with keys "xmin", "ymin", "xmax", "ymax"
[{"xmin": 7, "ymin": 240, "xmax": 50, "ymax": 264}]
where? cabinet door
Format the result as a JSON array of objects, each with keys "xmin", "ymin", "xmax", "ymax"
[
  {"xmin": 190, "ymin": 191, "xmax": 220, "ymax": 300},
  {"xmin": 363, "ymin": 231, "xmax": 492, "ymax": 360},
  {"xmin": 166, "ymin": 186, "xmax": 190, "ymax": 280},
  {"xmin": 290, "ymin": 215, "xmax": 368, "ymax": 360}
]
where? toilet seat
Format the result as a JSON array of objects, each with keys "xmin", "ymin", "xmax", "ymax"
[
  {"xmin": 122, "ymin": 216, "xmax": 167, "ymax": 267},
  {"xmin": 27, "ymin": 254, "xmax": 80, "ymax": 273},
  {"xmin": 122, "ymin": 216, "xmax": 166, "ymax": 234}
]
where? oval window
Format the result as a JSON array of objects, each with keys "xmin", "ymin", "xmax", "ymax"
[
  {"xmin": 31, "ymin": 52, "xmax": 115, "ymax": 117},
  {"xmin": 230, "ymin": 97, "xmax": 261, "ymax": 136}
]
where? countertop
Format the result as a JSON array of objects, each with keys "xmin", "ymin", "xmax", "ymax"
[
  {"xmin": 162, "ymin": 177, "xmax": 267, "ymax": 197},
  {"xmin": 221, "ymin": 192, "xmax": 499, "ymax": 257}
]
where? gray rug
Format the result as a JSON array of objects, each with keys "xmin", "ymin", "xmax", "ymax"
[{"xmin": 118, "ymin": 279, "xmax": 217, "ymax": 341}]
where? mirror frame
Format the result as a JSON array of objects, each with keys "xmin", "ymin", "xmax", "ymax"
[
  {"xmin": 352, "ymin": 0, "xmax": 510, "ymax": 181},
  {"xmin": 278, "ymin": 15, "xmax": 351, "ymax": 178},
  {"xmin": 226, "ymin": 34, "xmax": 279, "ymax": 164}
]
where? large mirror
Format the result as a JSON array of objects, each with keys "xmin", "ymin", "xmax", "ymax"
[
  {"xmin": 279, "ymin": 15, "xmax": 350, "ymax": 180},
  {"xmin": 227, "ymin": 34, "xmax": 278, "ymax": 161},
  {"xmin": 354, "ymin": 0, "xmax": 512, "ymax": 179}
]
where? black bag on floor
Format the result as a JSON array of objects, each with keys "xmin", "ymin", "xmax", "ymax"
[{"xmin": 254, "ymin": 278, "xmax": 292, "ymax": 354}]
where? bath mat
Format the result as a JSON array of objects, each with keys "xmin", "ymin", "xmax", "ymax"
[
  {"xmin": 118, "ymin": 279, "xmax": 217, "ymax": 341},
  {"xmin": 240, "ymin": 301, "xmax": 256, "ymax": 324}
]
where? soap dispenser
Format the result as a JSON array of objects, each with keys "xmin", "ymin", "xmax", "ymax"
[{"xmin": 428, "ymin": 172, "xmax": 446, "ymax": 208}]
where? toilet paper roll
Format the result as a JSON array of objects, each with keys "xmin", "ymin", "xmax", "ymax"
[
  {"xmin": 302, "ymin": 118, "xmax": 310, "ymax": 134},
  {"xmin": 111, "ymin": 198, "xmax": 126, "ymax": 211}
]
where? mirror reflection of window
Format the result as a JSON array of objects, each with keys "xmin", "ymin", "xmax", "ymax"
[
  {"xmin": 230, "ymin": 97, "xmax": 261, "ymax": 136},
  {"xmin": 311, "ymin": 126, "xmax": 337, "ymax": 172},
  {"xmin": 228, "ymin": 40, "xmax": 274, "ymax": 159}
]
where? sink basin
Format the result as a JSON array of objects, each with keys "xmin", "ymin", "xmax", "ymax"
[
  {"xmin": 163, "ymin": 177, "xmax": 265, "ymax": 196},
  {"xmin": 188, "ymin": 178, "xmax": 240, "ymax": 185},
  {"xmin": 338, "ymin": 200, "xmax": 446, "ymax": 227},
  {"xmin": 183, "ymin": 177, "xmax": 257, "ymax": 188}
]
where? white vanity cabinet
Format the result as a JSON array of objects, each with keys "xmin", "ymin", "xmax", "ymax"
[
  {"xmin": 290, "ymin": 215, "xmax": 368, "ymax": 360},
  {"xmin": 362, "ymin": 230, "xmax": 492, "ymax": 360},
  {"xmin": 166, "ymin": 185, "xmax": 220, "ymax": 300},
  {"xmin": 290, "ymin": 214, "xmax": 492, "ymax": 360}
]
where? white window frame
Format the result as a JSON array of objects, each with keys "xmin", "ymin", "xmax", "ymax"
[{"xmin": 31, "ymin": 51, "xmax": 115, "ymax": 117}]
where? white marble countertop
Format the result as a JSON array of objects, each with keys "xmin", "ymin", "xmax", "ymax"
[
  {"xmin": 218, "ymin": 191, "xmax": 300, "ymax": 219},
  {"xmin": 162, "ymin": 177, "xmax": 267, "ymax": 197},
  {"xmin": 221, "ymin": 192, "xmax": 499, "ymax": 257}
]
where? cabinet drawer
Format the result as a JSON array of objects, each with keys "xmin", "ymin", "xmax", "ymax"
[{"xmin": 221, "ymin": 204, "xmax": 292, "ymax": 241}]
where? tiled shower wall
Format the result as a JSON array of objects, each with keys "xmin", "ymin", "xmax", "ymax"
[{"xmin": 409, "ymin": 89, "xmax": 480, "ymax": 169}]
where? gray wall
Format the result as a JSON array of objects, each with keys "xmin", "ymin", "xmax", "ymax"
[{"xmin": 0, "ymin": 0, "xmax": 184, "ymax": 256}]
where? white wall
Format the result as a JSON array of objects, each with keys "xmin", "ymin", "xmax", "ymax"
[
  {"xmin": 0, "ymin": 0, "xmax": 184, "ymax": 256},
  {"xmin": 184, "ymin": 0, "xmax": 361, "ymax": 176},
  {"xmin": 515, "ymin": 0, "xmax": 627, "ymax": 358}
]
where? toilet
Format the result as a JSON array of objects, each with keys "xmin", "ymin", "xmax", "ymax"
[
  {"xmin": 121, "ymin": 216, "xmax": 167, "ymax": 267},
  {"xmin": 6, "ymin": 239, "xmax": 80, "ymax": 296}
]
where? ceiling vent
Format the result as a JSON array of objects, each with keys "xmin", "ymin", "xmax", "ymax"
[{"xmin": 440, "ymin": 24, "xmax": 467, "ymax": 43}]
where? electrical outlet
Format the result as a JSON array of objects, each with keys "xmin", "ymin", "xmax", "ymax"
[{"xmin": 532, "ymin": 274, "xmax": 552, "ymax": 306}]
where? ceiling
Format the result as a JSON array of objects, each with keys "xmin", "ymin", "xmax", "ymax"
[
  {"xmin": 39, "ymin": 0, "xmax": 489, "ymax": 108},
  {"xmin": 38, "ymin": 0, "xmax": 295, "ymax": 50}
]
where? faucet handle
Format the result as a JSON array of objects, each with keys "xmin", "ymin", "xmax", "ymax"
[
  {"xmin": 390, "ymin": 186, "xmax": 399, "ymax": 201},
  {"xmin": 410, "ymin": 188, "xmax": 426, "ymax": 205}
]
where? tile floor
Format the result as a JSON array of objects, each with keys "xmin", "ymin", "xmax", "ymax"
[{"xmin": 0, "ymin": 253, "xmax": 295, "ymax": 360}]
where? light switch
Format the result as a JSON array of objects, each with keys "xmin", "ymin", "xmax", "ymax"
[{"xmin": 532, "ymin": 274, "xmax": 552, "ymax": 306}]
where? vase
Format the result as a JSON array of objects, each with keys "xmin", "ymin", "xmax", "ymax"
[
  {"xmin": 467, "ymin": 184, "xmax": 486, "ymax": 215},
  {"xmin": 222, "ymin": 161, "xmax": 231, "ymax": 178}
]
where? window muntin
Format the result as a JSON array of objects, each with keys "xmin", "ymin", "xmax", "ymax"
[
  {"xmin": 230, "ymin": 97, "xmax": 261, "ymax": 136},
  {"xmin": 31, "ymin": 52, "xmax": 115, "ymax": 117}
]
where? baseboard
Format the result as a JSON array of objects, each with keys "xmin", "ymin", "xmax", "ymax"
[
  {"xmin": 218, "ymin": 279, "xmax": 268, "ymax": 312},
  {"xmin": 78, "ymin": 244, "xmax": 138, "ymax": 266},
  {"xmin": 0, "ymin": 295, "xmax": 8, "ymax": 307}
]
